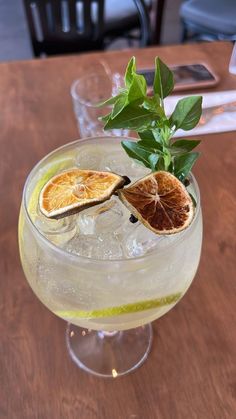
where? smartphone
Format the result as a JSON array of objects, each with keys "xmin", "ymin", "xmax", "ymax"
[{"xmin": 137, "ymin": 63, "xmax": 219, "ymax": 91}]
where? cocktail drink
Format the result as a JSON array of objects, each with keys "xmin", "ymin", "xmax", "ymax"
[
  {"xmin": 19, "ymin": 57, "xmax": 203, "ymax": 377},
  {"xmin": 19, "ymin": 137, "xmax": 202, "ymax": 376}
]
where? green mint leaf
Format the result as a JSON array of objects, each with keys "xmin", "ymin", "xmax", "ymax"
[
  {"xmin": 168, "ymin": 161, "xmax": 174, "ymax": 173},
  {"xmin": 137, "ymin": 139, "xmax": 163, "ymax": 153},
  {"xmin": 99, "ymin": 112, "xmax": 112, "ymax": 124},
  {"xmin": 171, "ymin": 139, "xmax": 201, "ymax": 152},
  {"xmin": 138, "ymin": 130, "xmax": 156, "ymax": 142},
  {"xmin": 119, "ymin": 87, "xmax": 127, "ymax": 94},
  {"xmin": 121, "ymin": 140, "xmax": 153, "ymax": 168},
  {"xmin": 138, "ymin": 129, "xmax": 164, "ymax": 149},
  {"xmin": 143, "ymin": 99, "xmax": 165, "ymax": 119},
  {"xmin": 139, "ymin": 129, "xmax": 165, "ymax": 146},
  {"xmin": 154, "ymin": 57, "xmax": 174, "ymax": 100},
  {"xmin": 174, "ymin": 152, "xmax": 200, "ymax": 181},
  {"xmin": 163, "ymin": 149, "xmax": 172, "ymax": 170},
  {"xmin": 156, "ymin": 124, "xmax": 171, "ymax": 145},
  {"xmin": 170, "ymin": 96, "xmax": 202, "ymax": 131},
  {"xmin": 125, "ymin": 57, "xmax": 136, "ymax": 88},
  {"xmin": 104, "ymin": 104, "xmax": 160, "ymax": 130},
  {"xmin": 111, "ymin": 94, "xmax": 128, "ymax": 119},
  {"xmin": 143, "ymin": 94, "xmax": 160, "ymax": 111},
  {"xmin": 148, "ymin": 153, "xmax": 160, "ymax": 171},
  {"xmin": 128, "ymin": 73, "xmax": 146, "ymax": 103},
  {"xmin": 155, "ymin": 157, "xmax": 165, "ymax": 171},
  {"xmin": 96, "ymin": 93, "xmax": 123, "ymax": 107},
  {"xmin": 152, "ymin": 129, "xmax": 165, "ymax": 144},
  {"xmin": 99, "ymin": 56, "xmax": 203, "ymax": 179}
]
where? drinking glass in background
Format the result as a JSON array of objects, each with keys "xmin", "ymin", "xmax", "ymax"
[{"xmin": 71, "ymin": 62, "xmax": 129, "ymax": 138}]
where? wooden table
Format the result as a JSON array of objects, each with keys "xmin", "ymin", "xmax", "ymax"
[{"xmin": 1, "ymin": 42, "xmax": 236, "ymax": 419}]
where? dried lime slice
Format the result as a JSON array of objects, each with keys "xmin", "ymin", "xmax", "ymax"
[
  {"xmin": 39, "ymin": 169, "xmax": 126, "ymax": 219},
  {"xmin": 28, "ymin": 158, "xmax": 74, "ymax": 220},
  {"xmin": 19, "ymin": 157, "xmax": 76, "ymax": 282},
  {"xmin": 118, "ymin": 171, "xmax": 194, "ymax": 235},
  {"xmin": 56, "ymin": 292, "xmax": 182, "ymax": 320},
  {"xmin": 19, "ymin": 158, "xmax": 73, "ymax": 239}
]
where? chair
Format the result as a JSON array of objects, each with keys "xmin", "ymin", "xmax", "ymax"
[
  {"xmin": 151, "ymin": 0, "xmax": 165, "ymax": 45},
  {"xmin": 180, "ymin": 0, "xmax": 236, "ymax": 42},
  {"xmin": 104, "ymin": 0, "xmax": 152, "ymax": 47},
  {"xmin": 23, "ymin": 0, "xmax": 152, "ymax": 57}
]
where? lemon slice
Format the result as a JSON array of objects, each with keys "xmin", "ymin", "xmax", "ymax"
[
  {"xmin": 118, "ymin": 171, "xmax": 194, "ymax": 234},
  {"xmin": 56, "ymin": 292, "xmax": 182, "ymax": 319},
  {"xmin": 39, "ymin": 169, "xmax": 125, "ymax": 219}
]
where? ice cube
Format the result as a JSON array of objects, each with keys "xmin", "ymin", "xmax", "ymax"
[
  {"xmin": 100, "ymin": 149, "xmax": 150, "ymax": 179},
  {"xmin": 34, "ymin": 207, "xmax": 77, "ymax": 246},
  {"xmin": 77, "ymin": 208, "xmax": 96, "ymax": 235},
  {"xmin": 123, "ymin": 223, "xmax": 168, "ymax": 258},
  {"xmin": 77, "ymin": 197, "xmax": 124, "ymax": 235},
  {"xmin": 64, "ymin": 235, "xmax": 99, "ymax": 257},
  {"xmin": 94, "ymin": 197, "xmax": 124, "ymax": 234},
  {"xmin": 96, "ymin": 233, "xmax": 123, "ymax": 259},
  {"xmin": 75, "ymin": 144, "xmax": 105, "ymax": 169},
  {"xmin": 114, "ymin": 214, "xmax": 138, "ymax": 242},
  {"xmin": 64, "ymin": 232, "xmax": 123, "ymax": 259}
]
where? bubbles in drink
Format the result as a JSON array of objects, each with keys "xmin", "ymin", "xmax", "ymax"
[
  {"xmin": 64, "ymin": 235, "xmax": 98, "ymax": 257},
  {"xmin": 76, "ymin": 144, "xmax": 105, "ymax": 169},
  {"xmin": 34, "ymin": 206, "xmax": 77, "ymax": 246},
  {"xmin": 100, "ymin": 149, "xmax": 149, "ymax": 179},
  {"xmin": 96, "ymin": 233, "xmax": 123, "ymax": 259},
  {"xmin": 66, "ymin": 197, "xmax": 141, "ymax": 259},
  {"xmin": 64, "ymin": 232, "xmax": 123, "ymax": 259},
  {"xmin": 77, "ymin": 197, "xmax": 124, "ymax": 235},
  {"xmin": 123, "ymin": 223, "xmax": 170, "ymax": 258}
]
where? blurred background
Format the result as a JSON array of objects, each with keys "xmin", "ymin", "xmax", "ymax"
[
  {"xmin": 0, "ymin": 0, "xmax": 235, "ymax": 60},
  {"xmin": 0, "ymin": 0, "xmax": 188, "ymax": 61}
]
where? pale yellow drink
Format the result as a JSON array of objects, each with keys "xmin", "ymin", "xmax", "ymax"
[{"xmin": 19, "ymin": 137, "xmax": 202, "ymax": 331}]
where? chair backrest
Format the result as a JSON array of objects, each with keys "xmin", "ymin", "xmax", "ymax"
[
  {"xmin": 133, "ymin": 0, "xmax": 151, "ymax": 47},
  {"xmin": 180, "ymin": 0, "xmax": 236, "ymax": 42},
  {"xmin": 23, "ymin": 0, "xmax": 105, "ymax": 56}
]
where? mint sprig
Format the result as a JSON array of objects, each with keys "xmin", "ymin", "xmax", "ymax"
[{"xmin": 99, "ymin": 57, "xmax": 202, "ymax": 181}]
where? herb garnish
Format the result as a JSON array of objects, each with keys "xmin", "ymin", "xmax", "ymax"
[{"xmin": 99, "ymin": 57, "xmax": 202, "ymax": 182}]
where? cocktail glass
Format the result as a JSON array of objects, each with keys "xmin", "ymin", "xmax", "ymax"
[{"xmin": 19, "ymin": 137, "xmax": 202, "ymax": 378}]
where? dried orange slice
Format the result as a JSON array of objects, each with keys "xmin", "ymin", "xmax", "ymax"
[
  {"xmin": 118, "ymin": 171, "xmax": 194, "ymax": 234},
  {"xmin": 39, "ymin": 169, "xmax": 125, "ymax": 219}
]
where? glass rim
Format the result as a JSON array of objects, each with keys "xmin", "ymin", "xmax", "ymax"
[
  {"xmin": 22, "ymin": 136, "xmax": 201, "ymax": 265},
  {"xmin": 70, "ymin": 74, "xmax": 112, "ymax": 107}
]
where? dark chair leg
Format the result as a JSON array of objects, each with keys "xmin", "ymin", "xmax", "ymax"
[{"xmin": 152, "ymin": 0, "xmax": 165, "ymax": 45}]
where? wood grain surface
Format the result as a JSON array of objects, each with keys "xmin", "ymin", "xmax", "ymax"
[{"xmin": 0, "ymin": 42, "xmax": 236, "ymax": 419}]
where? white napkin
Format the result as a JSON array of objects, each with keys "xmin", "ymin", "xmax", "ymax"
[{"xmin": 164, "ymin": 90, "xmax": 236, "ymax": 137}]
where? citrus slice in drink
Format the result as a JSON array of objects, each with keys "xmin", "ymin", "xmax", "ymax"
[
  {"xmin": 118, "ymin": 171, "xmax": 194, "ymax": 234},
  {"xmin": 56, "ymin": 292, "xmax": 182, "ymax": 320},
  {"xmin": 39, "ymin": 169, "xmax": 126, "ymax": 219}
]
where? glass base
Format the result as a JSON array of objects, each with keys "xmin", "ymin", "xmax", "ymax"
[{"xmin": 66, "ymin": 323, "xmax": 153, "ymax": 378}]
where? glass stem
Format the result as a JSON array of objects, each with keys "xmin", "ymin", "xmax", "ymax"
[{"xmin": 66, "ymin": 323, "xmax": 153, "ymax": 377}]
